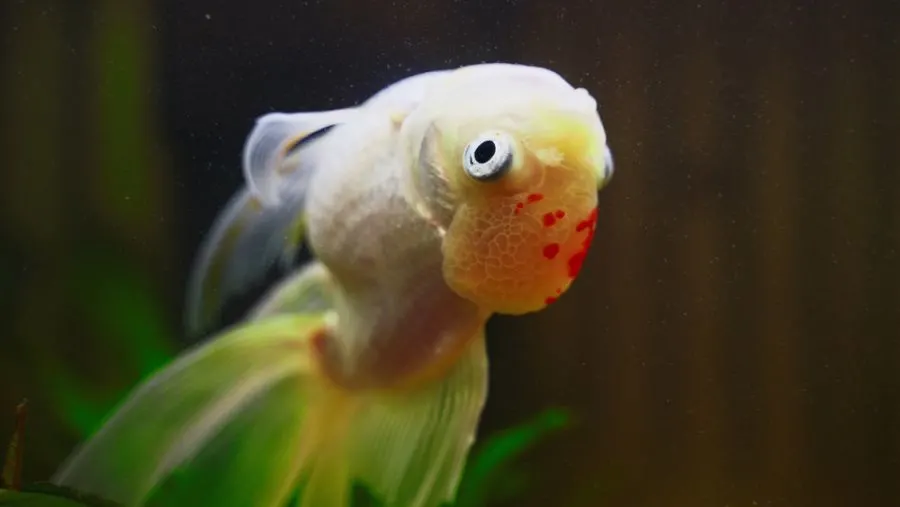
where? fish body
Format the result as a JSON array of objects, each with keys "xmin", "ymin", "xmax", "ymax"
[{"xmin": 53, "ymin": 63, "xmax": 614, "ymax": 507}]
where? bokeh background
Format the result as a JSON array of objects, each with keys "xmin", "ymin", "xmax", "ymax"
[{"xmin": 2, "ymin": 0, "xmax": 899, "ymax": 506}]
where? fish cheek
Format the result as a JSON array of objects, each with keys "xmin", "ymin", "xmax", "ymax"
[{"xmin": 441, "ymin": 194, "xmax": 597, "ymax": 315}]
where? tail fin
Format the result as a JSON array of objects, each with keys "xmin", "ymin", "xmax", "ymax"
[
  {"xmin": 296, "ymin": 335, "xmax": 488, "ymax": 507},
  {"xmin": 53, "ymin": 312, "xmax": 489, "ymax": 507},
  {"xmin": 52, "ymin": 314, "xmax": 325, "ymax": 506},
  {"xmin": 246, "ymin": 260, "xmax": 489, "ymax": 506},
  {"xmin": 185, "ymin": 109, "xmax": 357, "ymax": 338}
]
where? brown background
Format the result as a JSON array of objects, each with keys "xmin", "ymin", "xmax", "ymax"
[{"xmin": 1, "ymin": 0, "xmax": 898, "ymax": 506}]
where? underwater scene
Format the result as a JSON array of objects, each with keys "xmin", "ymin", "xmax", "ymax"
[{"xmin": 1, "ymin": 1, "xmax": 898, "ymax": 506}]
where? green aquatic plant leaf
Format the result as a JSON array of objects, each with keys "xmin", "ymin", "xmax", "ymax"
[
  {"xmin": 0, "ymin": 483, "xmax": 123, "ymax": 507},
  {"xmin": 39, "ymin": 250, "xmax": 175, "ymax": 438},
  {"xmin": 1, "ymin": 405, "xmax": 121, "ymax": 507},
  {"xmin": 452, "ymin": 408, "xmax": 571, "ymax": 507},
  {"xmin": 349, "ymin": 483, "xmax": 385, "ymax": 507}
]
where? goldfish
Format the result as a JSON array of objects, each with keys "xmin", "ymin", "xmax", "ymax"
[{"xmin": 52, "ymin": 63, "xmax": 614, "ymax": 507}]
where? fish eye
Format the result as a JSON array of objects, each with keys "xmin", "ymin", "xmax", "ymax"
[{"xmin": 462, "ymin": 131, "xmax": 514, "ymax": 182}]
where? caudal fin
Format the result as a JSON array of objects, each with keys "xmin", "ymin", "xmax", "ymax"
[
  {"xmin": 52, "ymin": 314, "xmax": 325, "ymax": 506},
  {"xmin": 53, "ymin": 312, "xmax": 488, "ymax": 507},
  {"xmin": 294, "ymin": 335, "xmax": 488, "ymax": 507}
]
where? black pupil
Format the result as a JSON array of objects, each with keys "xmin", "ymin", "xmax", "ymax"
[{"xmin": 473, "ymin": 140, "xmax": 496, "ymax": 164}]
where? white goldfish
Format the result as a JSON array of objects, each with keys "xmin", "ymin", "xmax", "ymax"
[{"xmin": 53, "ymin": 63, "xmax": 614, "ymax": 507}]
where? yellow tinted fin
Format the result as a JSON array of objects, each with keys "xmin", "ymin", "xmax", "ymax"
[
  {"xmin": 249, "ymin": 264, "xmax": 490, "ymax": 506},
  {"xmin": 51, "ymin": 314, "xmax": 327, "ymax": 507},
  {"xmin": 185, "ymin": 109, "xmax": 357, "ymax": 338},
  {"xmin": 333, "ymin": 335, "xmax": 489, "ymax": 507},
  {"xmin": 247, "ymin": 261, "xmax": 336, "ymax": 320},
  {"xmin": 53, "ymin": 313, "xmax": 488, "ymax": 507}
]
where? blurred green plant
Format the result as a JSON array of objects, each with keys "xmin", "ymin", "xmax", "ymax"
[
  {"xmin": 35, "ymin": 250, "xmax": 175, "ymax": 439},
  {"xmin": 452, "ymin": 407, "xmax": 571, "ymax": 507}
]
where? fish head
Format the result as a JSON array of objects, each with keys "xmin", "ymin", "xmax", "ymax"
[{"xmin": 404, "ymin": 63, "xmax": 614, "ymax": 315}]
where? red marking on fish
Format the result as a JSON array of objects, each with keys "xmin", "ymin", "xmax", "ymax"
[
  {"xmin": 543, "ymin": 243, "xmax": 560, "ymax": 260},
  {"xmin": 542, "ymin": 212, "xmax": 557, "ymax": 227},
  {"xmin": 568, "ymin": 207, "xmax": 598, "ymax": 279},
  {"xmin": 311, "ymin": 328, "xmax": 329, "ymax": 354},
  {"xmin": 576, "ymin": 210, "xmax": 596, "ymax": 232},
  {"xmin": 567, "ymin": 251, "xmax": 587, "ymax": 278},
  {"xmin": 554, "ymin": 210, "xmax": 566, "ymax": 219},
  {"xmin": 514, "ymin": 194, "xmax": 545, "ymax": 216},
  {"xmin": 545, "ymin": 296, "xmax": 558, "ymax": 305}
]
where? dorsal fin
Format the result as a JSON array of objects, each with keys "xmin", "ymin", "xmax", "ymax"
[
  {"xmin": 185, "ymin": 109, "xmax": 357, "ymax": 338},
  {"xmin": 242, "ymin": 110, "xmax": 356, "ymax": 206}
]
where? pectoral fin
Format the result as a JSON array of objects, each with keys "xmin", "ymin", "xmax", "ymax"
[{"xmin": 184, "ymin": 188, "xmax": 307, "ymax": 337}]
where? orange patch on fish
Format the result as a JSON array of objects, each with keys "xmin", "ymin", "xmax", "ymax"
[
  {"xmin": 567, "ymin": 207, "xmax": 598, "ymax": 279},
  {"xmin": 542, "ymin": 209, "xmax": 567, "ymax": 227},
  {"xmin": 513, "ymin": 193, "xmax": 546, "ymax": 216},
  {"xmin": 542, "ymin": 243, "xmax": 560, "ymax": 259}
]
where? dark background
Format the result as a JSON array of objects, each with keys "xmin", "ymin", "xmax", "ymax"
[{"xmin": 2, "ymin": 0, "xmax": 899, "ymax": 506}]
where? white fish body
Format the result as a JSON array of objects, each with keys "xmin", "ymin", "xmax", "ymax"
[{"xmin": 53, "ymin": 63, "xmax": 614, "ymax": 507}]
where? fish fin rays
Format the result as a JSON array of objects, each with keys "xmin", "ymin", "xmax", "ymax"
[
  {"xmin": 52, "ymin": 314, "xmax": 328, "ymax": 507},
  {"xmin": 184, "ymin": 188, "xmax": 307, "ymax": 338},
  {"xmin": 341, "ymin": 335, "xmax": 489, "ymax": 507},
  {"xmin": 53, "ymin": 315, "xmax": 489, "ymax": 507},
  {"xmin": 285, "ymin": 333, "xmax": 489, "ymax": 507}
]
